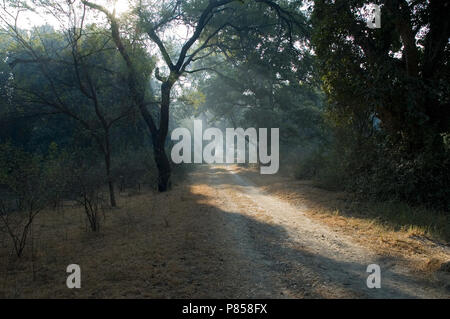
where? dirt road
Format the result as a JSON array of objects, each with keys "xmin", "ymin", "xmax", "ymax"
[
  {"xmin": 185, "ymin": 164, "xmax": 449, "ymax": 298},
  {"xmin": 2, "ymin": 163, "xmax": 448, "ymax": 298}
]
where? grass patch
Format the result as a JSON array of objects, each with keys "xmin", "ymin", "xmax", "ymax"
[{"xmin": 344, "ymin": 199, "xmax": 450, "ymax": 243}]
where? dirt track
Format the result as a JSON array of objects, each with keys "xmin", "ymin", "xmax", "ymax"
[{"xmin": 187, "ymin": 164, "xmax": 449, "ymax": 298}]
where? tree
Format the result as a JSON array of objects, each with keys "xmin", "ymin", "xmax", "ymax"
[
  {"xmin": 1, "ymin": 2, "xmax": 148, "ymax": 206},
  {"xmin": 312, "ymin": 0, "xmax": 449, "ymax": 151},
  {"xmin": 190, "ymin": 7, "xmax": 323, "ymax": 146},
  {"xmin": 311, "ymin": 0, "xmax": 450, "ymax": 207},
  {"xmin": 81, "ymin": 0, "xmax": 306, "ymax": 191}
]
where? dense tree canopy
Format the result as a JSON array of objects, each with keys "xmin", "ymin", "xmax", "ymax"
[
  {"xmin": 311, "ymin": 0, "xmax": 449, "ymax": 207},
  {"xmin": 0, "ymin": 0, "xmax": 448, "ymax": 208}
]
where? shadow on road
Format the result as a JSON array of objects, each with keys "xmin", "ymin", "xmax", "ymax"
[{"xmin": 174, "ymin": 165, "xmax": 437, "ymax": 298}]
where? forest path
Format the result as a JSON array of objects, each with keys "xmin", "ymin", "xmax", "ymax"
[{"xmin": 187, "ymin": 164, "xmax": 448, "ymax": 298}]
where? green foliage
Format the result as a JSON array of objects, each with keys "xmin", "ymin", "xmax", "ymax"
[
  {"xmin": 297, "ymin": 130, "xmax": 450, "ymax": 210},
  {"xmin": 180, "ymin": 0, "xmax": 325, "ymax": 146},
  {"xmin": 113, "ymin": 147, "xmax": 158, "ymax": 191},
  {"xmin": 0, "ymin": 143, "xmax": 47, "ymax": 200},
  {"xmin": 310, "ymin": 0, "xmax": 450, "ymax": 209}
]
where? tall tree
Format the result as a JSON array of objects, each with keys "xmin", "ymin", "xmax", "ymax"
[
  {"xmin": 312, "ymin": 0, "xmax": 450, "ymax": 152},
  {"xmin": 82, "ymin": 0, "xmax": 306, "ymax": 191},
  {"xmin": 312, "ymin": 0, "xmax": 450, "ymax": 206},
  {"xmin": 1, "ymin": 2, "xmax": 146, "ymax": 206}
]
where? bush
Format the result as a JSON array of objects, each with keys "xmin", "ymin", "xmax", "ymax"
[
  {"xmin": 65, "ymin": 157, "xmax": 107, "ymax": 232},
  {"xmin": 296, "ymin": 131, "xmax": 450, "ymax": 210},
  {"xmin": 113, "ymin": 148, "xmax": 157, "ymax": 192},
  {"xmin": 0, "ymin": 143, "xmax": 50, "ymax": 257},
  {"xmin": 294, "ymin": 150, "xmax": 325, "ymax": 180}
]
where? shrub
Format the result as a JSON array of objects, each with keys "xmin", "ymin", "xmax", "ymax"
[
  {"xmin": 113, "ymin": 148, "xmax": 158, "ymax": 192},
  {"xmin": 0, "ymin": 143, "xmax": 50, "ymax": 257},
  {"xmin": 297, "ymin": 131, "xmax": 450, "ymax": 210},
  {"xmin": 66, "ymin": 161, "xmax": 107, "ymax": 232}
]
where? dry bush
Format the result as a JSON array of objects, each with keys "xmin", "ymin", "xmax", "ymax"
[
  {"xmin": 0, "ymin": 144, "xmax": 49, "ymax": 257},
  {"xmin": 113, "ymin": 148, "xmax": 157, "ymax": 192},
  {"xmin": 67, "ymin": 165, "xmax": 107, "ymax": 232}
]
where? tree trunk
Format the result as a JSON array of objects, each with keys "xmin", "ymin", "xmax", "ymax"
[
  {"xmin": 104, "ymin": 135, "xmax": 116, "ymax": 207},
  {"xmin": 151, "ymin": 80, "xmax": 174, "ymax": 192},
  {"xmin": 107, "ymin": 178, "xmax": 116, "ymax": 207},
  {"xmin": 153, "ymin": 140, "xmax": 171, "ymax": 192}
]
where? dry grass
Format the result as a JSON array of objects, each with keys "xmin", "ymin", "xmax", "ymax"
[
  {"xmin": 0, "ymin": 179, "xmax": 212, "ymax": 298},
  {"xmin": 0, "ymin": 170, "xmax": 270, "ymax": 298},
  {"xmin": 0, "ymin": 187, "xmax": 161, "ymax": 298}
]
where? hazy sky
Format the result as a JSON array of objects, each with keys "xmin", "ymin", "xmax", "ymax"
[{"xmin": 2, "ymin": 1, "xmax": 131, "ymax": 30}]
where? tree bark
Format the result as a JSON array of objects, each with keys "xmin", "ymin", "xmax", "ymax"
[
  {"xmin": 103, "ymin": 131, "xmax": 116, "ymax": 207},
  {"xmin": 105, "ymin": 153, "xmax": 116, "ymax": 207},
  {"xmin": 152, "ymin": 80, "xmax": 175, "ymax": 192},
  {"xmin": 153, "ymin": 139, "xmax": 171, "ymax": 192}
]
